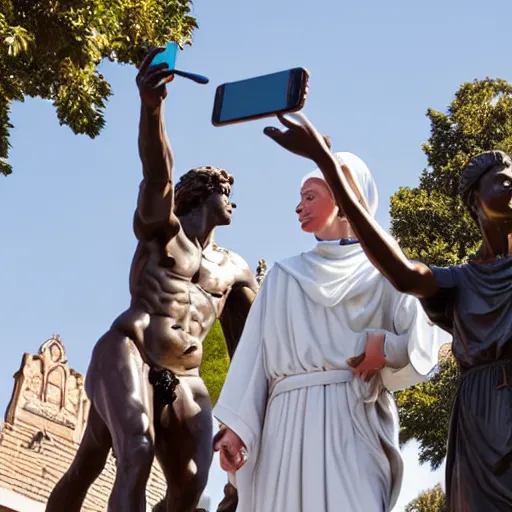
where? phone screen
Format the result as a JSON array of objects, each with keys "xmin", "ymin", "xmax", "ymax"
[{"xmin": 218, "ymin": 70, "xmax": 293, "ymax": 123}]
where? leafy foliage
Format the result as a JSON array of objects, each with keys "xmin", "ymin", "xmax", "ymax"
[
  {"xmin": 393, "ymin": 78, "xmax": 512, "ymax": 468},
  {"xmin": 405, "ymin": 484, "xmax": 447, "ymax": 512},
  {"xmin": 201, "ymin": 321, "xmax": 230, "ymax": 407},
  {"xmin": 390, "ymin": 78, "xmax": 512, "ymax": 266},
  {"xmin": 396, "ymin": 353, "xmax": 459, "ymax": 469},
  {"xmin": 0, "ymin": 0, "xmax": 197, "ymax": 175}
]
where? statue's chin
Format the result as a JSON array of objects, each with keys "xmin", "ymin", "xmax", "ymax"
[
  {"xmin": 300, "ymin": 220, "xmax": 315, "ymax": 233},
  {"xmin": 218, "ymin": 216, "xmax": 232, "ymax": 226},
  {"xmin": 301, "ymin": 223, "xmax": 323, "ymax": 234}
]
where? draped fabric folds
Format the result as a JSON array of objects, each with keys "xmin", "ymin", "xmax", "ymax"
[
  {"xmin": 214, "ymin": 243, "xmax": 448, "ymax": 512},
  {"xmin": 213, "ymin": 153, "xmax": 449, "ymax": 511},
  {"xmin": 421, "ymin": 259, "xmax": 512, "ymax": 511}
]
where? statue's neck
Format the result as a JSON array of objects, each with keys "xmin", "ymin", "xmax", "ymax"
[
  {"xmin": 315, "ymin": 217, "xmax": 357, "ymax": 241},
  {"xmin": 180, "ymin": 212, "xmax": 216, "ymax": 249},
  {"xmin": 480, "ymin": 221, "xmax": 512, "ymax": 260}
]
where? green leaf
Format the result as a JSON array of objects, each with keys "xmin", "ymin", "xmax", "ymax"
[
  {"xmin": 0, "ymin": 96, "xmax": 13, "ymax": 174},
  {"xmin": 200, "ymin": 321, "xmax": 231, "ymax": 407},
  {"xmin": 0, "ymin": 0, "xmax": 197, "ymax": 174},
  {"xmin": 0, "ymin": 159, "xmax": 12, "ymax": 176},
  {"xmin": 405, "ymin": 484, "xmax": 447, "ymax": 512}
]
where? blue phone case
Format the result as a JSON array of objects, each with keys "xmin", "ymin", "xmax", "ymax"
[
  {"xmin": 151, "ymin": 42, "xmax": 178, "ymax": 69},
  {"xmin": 149, "ymin": 42, "xmax": 209, "ymax": 85}
]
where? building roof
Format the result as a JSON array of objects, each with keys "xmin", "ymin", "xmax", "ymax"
[{"xmin": 0, "ymin": 336, "xmax": 167, "ymax": 511}]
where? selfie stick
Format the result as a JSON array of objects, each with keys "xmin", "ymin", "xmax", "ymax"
[{"xmin": 172, "ymin": 69, "xmax": 209, "ymax": 85}]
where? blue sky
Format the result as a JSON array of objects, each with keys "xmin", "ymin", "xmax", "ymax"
[{"xmin": 1, "ymin": 0, "xmax": 511, "ymax": 509}]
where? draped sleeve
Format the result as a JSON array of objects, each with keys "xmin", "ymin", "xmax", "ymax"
[
  {"xmin": 420, "ymin": 265, "xmax": 461, "ymax": 335},
  {"xmin": 380, "ymin": 288, "xmax": 452, "ymax": 392}
]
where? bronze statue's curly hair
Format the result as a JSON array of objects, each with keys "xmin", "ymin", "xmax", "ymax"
[
  {"xmin": 174, "ymin": 165, "xmax": 234, "ymax": 217},
  {"xmin": 459, "ymin": 150, "xmax": 512, "ymax": 221}
]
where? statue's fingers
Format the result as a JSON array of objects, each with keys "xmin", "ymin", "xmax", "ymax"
[
  {"xmin": 146, "ymin": 68, "xmax": 174, "ymax": 88},
  {"xmin": 359, "ymin": 362, "xmax": 376, "ymax": 373},
  {"xmin": 277, "ymin": 112, "xmax": 304, "ymax": 130},
  {"xmin": 365, "ymin": 371, "xmax": 377, "ymax": 382},
  {"xmin": 263, "ymin": 126, "xmax": 283, "ymax": 137},
  {"xmin": 283, "ymin": 112, "xmax": 315, "ymax": 132},
  {"xmin": 352, "ymin": 362, "xmax": 365, "ymax": 376},
  {"xmin": 139, "ymin": 46, "xmax": 164, "ymax": 73},
  {"xmin": 220, "ymin": 462, "xmax": 231, "ymax": 472},
  {"xmin": 213, "ymin": 429, "xmax": 230, "ymax": 451},
  {"xmin": 224, "ymin": 449, "xmax": 242, "ymax": 470},
  {"xmin": 213, "ymin": 430, "xmax": 225, "ymax": 447},
  {"xmin": 232, "ymin": 449, "xmax": 248, "ymax": 471},
  {"xmin": 145, "ymin": 62, "xmax": 170, "ymax": 75},
  {"xmin": 219, "ymin": 453, "xmax": 235, "ymax": 472},
  {"xmin": 286, "ymin": 112, "xmax": 326, "ymax": 143},
  {"xmin": 346, "ymin": 353, "xmax": 365, "ymax": 368},
  {"xmin": 346, "ymin": 357, "xmax": 357, "ymax": 368},
  {"xmin": 263, "ymin": 127, "xmax": 287, "ymax": 147}
]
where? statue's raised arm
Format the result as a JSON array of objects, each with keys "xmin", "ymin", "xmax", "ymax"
[
  {"xmin": 266, "ymin": 112, "xmax": 512, "ymax": 512},
  {"xmin": 135, "ymin": 48, "xmax": 179, "ymax": 242},
  {"xmin": 46, "ymin": 48, "xmax": 260, "ymax": 512},
  {"xmin": 264, "ymin": 113, "xmax": 439, "ymax": 298}
]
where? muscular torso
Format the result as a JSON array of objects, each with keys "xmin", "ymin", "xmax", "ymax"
[{"xmin": 114, "ymin": 225, "xmax": 252, "ymax": 375}]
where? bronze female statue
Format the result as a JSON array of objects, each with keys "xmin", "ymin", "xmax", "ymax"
[{"xmin": 264, "ymin": 112, "xmax": 512, "ymax": 511}]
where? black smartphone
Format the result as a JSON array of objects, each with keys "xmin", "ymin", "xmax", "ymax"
[{"xmin": 212, "ymin": 67, "xmax": 309, "ymax": 126}]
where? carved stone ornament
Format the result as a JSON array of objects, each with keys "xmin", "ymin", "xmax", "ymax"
[{"xmin": 4, "ymin": 335, "xmax": 89, "ymax": 443}]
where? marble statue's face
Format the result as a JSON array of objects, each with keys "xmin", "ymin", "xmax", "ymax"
[
  {"xmin": 296, "ymin": 178, "xmax": 337, "ymax": 233},
  {"xmin": 475, "ymin": 163, "xmax": 512, "ymax": 221}
]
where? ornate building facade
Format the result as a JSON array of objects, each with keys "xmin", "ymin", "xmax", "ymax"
[{"xmin": 0, "ymin": 335, "xmax": 210, "ymax": 511}]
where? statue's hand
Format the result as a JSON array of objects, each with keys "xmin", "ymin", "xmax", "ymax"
[
  {"xmin": 213, "ymin": 427, "xmax": 248, "ymax": 472},
  {"xmin": 136, "ymin": 47, "xmax": 175, "ymax": 109},
  {"xmin": 346, "ymin": 332, "xmax": 386, "ymax": 382},
  {"xmin": 264, "ymin": 112, "xmax": 331, "ymax": 163}
]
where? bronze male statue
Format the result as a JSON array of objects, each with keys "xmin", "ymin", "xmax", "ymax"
[{"xmin": 46, "ymin": 48, "xmax": 258, "ymax": 512}]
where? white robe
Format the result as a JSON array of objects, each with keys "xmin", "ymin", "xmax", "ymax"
[{"xmin": 214, "ymin": 241, "xmax": 448, "ymax": 512}]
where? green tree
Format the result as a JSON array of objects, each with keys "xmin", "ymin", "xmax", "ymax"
[
  {"xmin": 405, "ymin": 484, "xmax": 447, "ymax": 512},
  {"xmin": 201, "ymin": 321, "xmax": 230, "ymax": 407},
  {"xmin": 201, "ymin": 261, "xmax": 267, "ymax": 405},
  {"xmin": 391, "ymin": 78, "xmax": 512, "ymax": 266},
  {"xmin": 396, "ymin": 352, "xmax": 459, "ymax": 469},
  {"xmin": 392, "ymin": 78, "xmax": 512, "ymax": 467},
  {"xmin": 0, "ymin": 0, "xmax": 197, "ymax": 176}
]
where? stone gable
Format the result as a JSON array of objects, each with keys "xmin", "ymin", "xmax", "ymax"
[{"xmin": 0, "ymin": 336, "xmax": 167, "ymax": 511}]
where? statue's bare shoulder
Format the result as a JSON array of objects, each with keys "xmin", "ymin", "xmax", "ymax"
[{"xmin": 225, "ymin": 248, "xmax": 259, "ymax": 292}]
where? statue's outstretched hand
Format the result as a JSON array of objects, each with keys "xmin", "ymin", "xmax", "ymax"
[
  {"xmin": 136, "ymin": 47, "xmax": 175, "ymax": 109},
  {"xmin": 346, "ymin": 332, "xmax": 386, "ymax": 382},
  {"xmin": 264, "ymin": 112, "xmax": 332, "ymax": 163},
  {"xmin": 214, "ymin": 426, "xmax": 248, "ymax": 472}
]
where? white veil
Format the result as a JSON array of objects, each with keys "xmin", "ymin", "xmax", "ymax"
[{"xmin": 301, "ymin": 152, "xmax": 379, "ymax": 218}]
